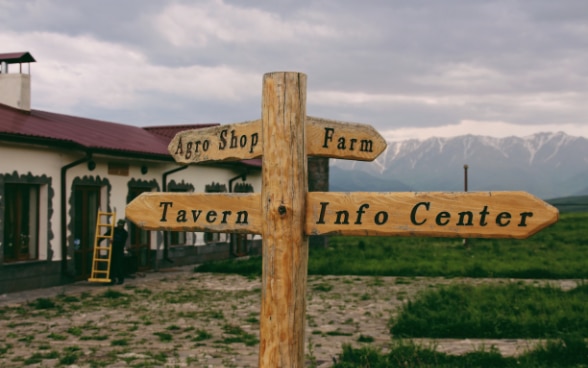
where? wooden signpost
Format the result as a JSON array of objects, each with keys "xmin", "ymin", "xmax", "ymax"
[
  {"xmin": 126, "ymin": 71, "xmax": 559, "ymax": 367},
  {"xmin": 168, "ymin": 116, "xmax": 387, "ymax": 164}
]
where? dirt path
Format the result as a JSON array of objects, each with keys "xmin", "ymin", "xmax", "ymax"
[{"xmin": 0, "ymin": 266, "xmax": 579, "ymax": 367}]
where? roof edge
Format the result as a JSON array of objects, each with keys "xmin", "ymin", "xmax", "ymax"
[{"xmin": 0, "ymin": 51, "xmax": 36, "ymax": 64}]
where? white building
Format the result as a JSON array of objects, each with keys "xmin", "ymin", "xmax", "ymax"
[{"xmin": 0, "ymin": 52, "xmax": 264, "ymax": 293}]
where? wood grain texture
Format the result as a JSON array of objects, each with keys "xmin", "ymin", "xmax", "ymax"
[
  {"xmin": 306, "ymin": 191, "xmax": 559, "ymax": 239},
  {"xmin": 306, "ymin": 116, "xmax": 387, "ymax": 161},
  {"xmin": 259, "ymin": 72, "xmax": 308, "ymax": 368},
  {"xmin": 125, "ymin": 192, "xmax": 261, "ymax": 233},
  {"xmin": 168, "ymin": 119, "xmax": 262, "ymax": 164},
  {"xmin": 168, "ymin": 116, "xmax": 386, "ymax": 164}
]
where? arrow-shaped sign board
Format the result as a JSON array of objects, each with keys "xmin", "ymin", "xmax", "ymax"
[
  {"xmin": 168, "ymin": 116, "xmax": 387, "ymax": 164},
  {"xmin": 126, "ymin": 191, "xmax": 558, "ymax": 240},
  {"xmin": 126, "ymin": 193, "xmax": 262, "ymax": 234},
  {"xmin": 306, "ymin": 191, "xmax": 559, "ymax": 239},
  {"xmin": 306, "ymin": 117, "xmax": 388, "ymax": 161}
]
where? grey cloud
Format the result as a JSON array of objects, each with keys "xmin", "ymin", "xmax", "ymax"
[{"xmin": 1, "ymin": 0, "xmax": 586, "ymax": 134}]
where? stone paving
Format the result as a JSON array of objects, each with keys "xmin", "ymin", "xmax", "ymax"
[{"xmin": 0, "ymin": 266, "xmax": 577, "ymax": 367}]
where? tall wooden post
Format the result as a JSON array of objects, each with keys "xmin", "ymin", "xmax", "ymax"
[{"xmin": 259, "ymin": 72, "xmax": 309, "ymax": 367}]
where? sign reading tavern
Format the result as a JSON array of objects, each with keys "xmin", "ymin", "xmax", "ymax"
[
  {"xmin": 126, "ymin": 72, "xmax": 559, "ymax": 368},
  {"xmin": 126, "ymin": 193, "xmax": 262, "ymax": 234}
]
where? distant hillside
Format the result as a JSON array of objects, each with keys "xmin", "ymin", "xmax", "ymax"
[
  {"xmin": 330, "ymin": 132, "xmax": 588, "ymax": 199},
  {"xmin": 547, "ymin": 195, "xmax": 588, "ymax": 213},
  {"xmin": 330, "ymin": 166, "xmax": 411, "ymax": 192}
]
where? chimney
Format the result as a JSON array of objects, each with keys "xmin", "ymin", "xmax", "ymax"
[{"xmin": 0, "ymin": 51, "xmax": 36, "ymax": 111}]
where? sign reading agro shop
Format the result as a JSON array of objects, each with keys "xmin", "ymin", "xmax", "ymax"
[{"xmin": 126, "ymin": 71, "xmax": 559, "ymax": 368}]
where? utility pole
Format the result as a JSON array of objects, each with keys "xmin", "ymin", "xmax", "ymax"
[{"xmin": 463, "ymin": 164, "xmax": 469, "ymax": 248}]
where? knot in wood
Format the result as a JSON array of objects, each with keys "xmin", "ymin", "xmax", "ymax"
[{"xmin": 278, "ymin": 205, "xmax": 287, "ymax": 215}]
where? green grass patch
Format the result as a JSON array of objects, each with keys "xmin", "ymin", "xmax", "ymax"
[
  {"xmin": 23, "ymin": 350, "xmax": 60, "ymax": 365},
  {"xmin": 153, "ymin": 332, "xmax": 173, "ymax": 342},
  {"xmin": 66, "ymin": 326, "xmax": 83, "ymax": 336},
  {"xmin": 194, "ymin": 213, "xmax": 588, "ymax": 279},
  {"xmin": 56, "ymin": 294, "xmax": 80, "ymax": 303},
  {"xmin": 59, "ymin": 349, "xmax": 79, "ymax": 365},
  {"xmin": 219, "ymin": 324, "xmax": 258, "ymax": 346},
  {"xmin": 326, "ymin": 330, "xmax": 353, "ymax": 337},
  {"xmin": 111, "ymin": 338, "xmax": 129, "ymax": 346},
  {"xmin": 312, "ymin": 282, "xmax": 334, "ymax": 292},
  {"xmin": 47, "ymin": 332, "xmax": 67, "ymax": 341},
  {"xmin": 357, "ymin": 334, "xmax": 374, "ymax": 343},
  {"xmin": 192, "ymin": 329, "xmax": 213, "ymax": 342},
  {"xmin": 100, "ymin": 289, "xmax": 127, "ymax": 299},
  {"xmin": 334, "ymin": 337, "xmax": 588, "ymax": 367},
  {"xmin": 79, "ymin": 334, "xmax": 108, "ymax": 341},
  {"xmin": 29, "ymin": 298, "xmax": 56, "ymax": 310},
  {"xmin": 391, "ymin": 283, "xmax": 588, "ymax": 338}
]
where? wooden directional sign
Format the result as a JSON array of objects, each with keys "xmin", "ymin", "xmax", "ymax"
[
  {"xmin": 126, "ymin": 191, "xmax": 558, "ymax": 240},
  {"xmin": 306, "ymin": 116, "xmax": 387, "ymax": 161},
  {"xmin": 126, "ymin": 71, "xmax": 559, "ymax": 368},
  {"xmin": 126, "ymin": 192, "xmax": 262, "ymax": 234},
  {"xmin": 168, "ymin": 116, "xmax": 386, "ymax": 164},
  {"xmin": 306, "ymin": 191, "xmax": 559, "ymax": 239},
  {"xmin": 169, "ymin": 119, "xmax": 262, "ymax": 163}
]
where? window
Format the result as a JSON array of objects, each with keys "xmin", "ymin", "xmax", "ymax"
[
  {"xmin": 170, "ymin": 223, "xmax": 187, "ymax": 245},
  {"xmin": 3, "ymin": 183, "xmax": 39, "ymax": 262}
]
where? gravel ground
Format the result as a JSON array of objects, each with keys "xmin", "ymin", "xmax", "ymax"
[{"xmin": 0, "ymin": 265, "xmax": 579, "ymax": 367}]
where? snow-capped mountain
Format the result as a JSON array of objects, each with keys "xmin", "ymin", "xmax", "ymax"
[{"xmin": 330, "ymin": 132, "xmax": 588, "ymax": 199}]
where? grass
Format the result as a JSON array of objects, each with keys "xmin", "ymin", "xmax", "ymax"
[
  {"xmin": 153, "ymin": 332, "xmax": 173, "ymax": 342},
  {"xmin": 548, "ymin": 195, "xmax": 588, "ymax": 213},
  {"xmin": 3, "ymin": 212, "xmax": 588, "ymax": 367},
  {"xmin": 0, "ymin": 280, "xmax": 261, "ymax": 367},
  {"xmin": 195, "ymin": 212, "xmax": 588, "ymax": 279},
  {"xmin": 390, "ymin": 282, "xmax": 588, "ymax": 338},
  {"xmin": 191, "ymin": 212, "xmax": 588, "ymax": 366},
  {"xmin": 219, "ymin": 324, "xmax": 259, "ymax": 346},
  {"xmin": 334, "ymin": 337, "xmax": 588, "ymax": 367},
  {"xmin": 192, "ymin": 329, "xmax": 213, "ymax": 342}
]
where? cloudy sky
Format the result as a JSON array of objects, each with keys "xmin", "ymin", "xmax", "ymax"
[{"xmin": 1, "ymin": 0, "xmax": 587, "ymax": 141}]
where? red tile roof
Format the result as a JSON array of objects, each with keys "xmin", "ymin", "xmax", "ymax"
[
  {"xmin": 0, "ymin": 102, "xmax": 262, "ymax": 168},
  {"xmin": 0, "ymin": 103, "xmax": 183, "ymax": 158},
  {"xmin": 0, "ymin": 103, "xmax": 170, "ymax": 158},
  {"xmin": 145, "ymin": 124, "xmax": 218, "ymax": 141}
]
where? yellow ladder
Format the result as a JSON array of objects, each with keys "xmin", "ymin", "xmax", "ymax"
[{"xmin": 88, "ymin": 211, "xmax": 116, "ymax": 283}]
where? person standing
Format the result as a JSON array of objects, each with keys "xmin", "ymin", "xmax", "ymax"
[{"xmin": 110, "ymin": 219, "xmax": 128, "ymax": 285}]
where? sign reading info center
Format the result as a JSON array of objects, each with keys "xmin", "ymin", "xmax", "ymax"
[{"xmin": 306, "ymin": 191, "xmax": 557, "ymax": 239}]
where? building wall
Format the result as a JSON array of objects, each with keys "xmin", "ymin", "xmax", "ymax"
[
  {"xmin": 0, "ymin": 141, "xmax": 263, "ymax": 293},
  {"xmin": 0, "ymin": 142, "xmax": 328, "ymax": 293}
]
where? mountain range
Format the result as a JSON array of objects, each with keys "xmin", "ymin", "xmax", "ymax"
[{"xmin": 329, "ymin": 132, "xmax": 588, "ymax": 199}]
